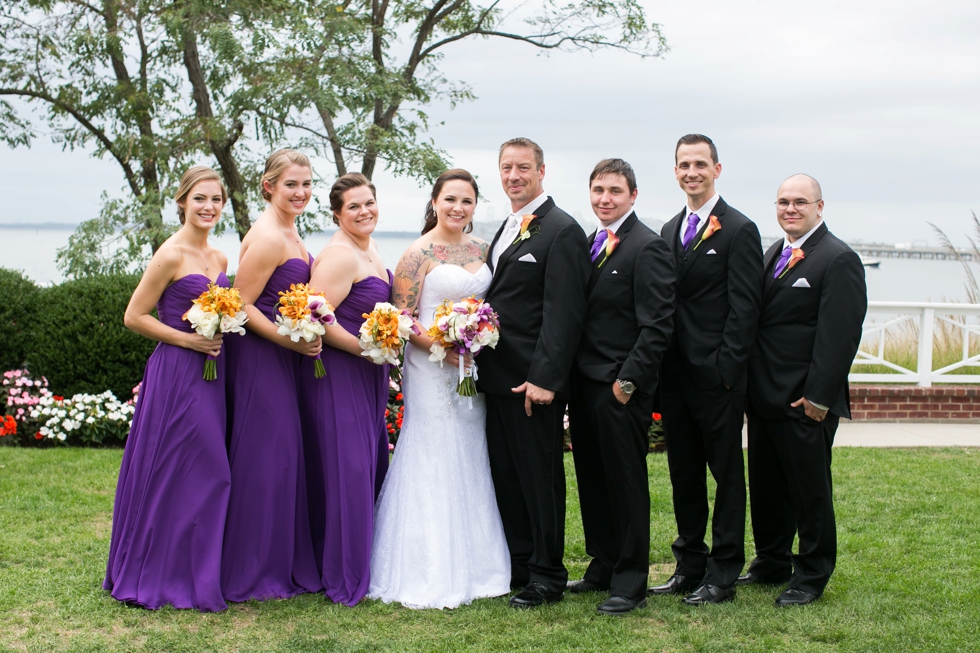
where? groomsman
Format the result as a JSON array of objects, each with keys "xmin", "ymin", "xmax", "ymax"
[
  {"xmin": 478, "ymin": 137, "xmax": 591, "ymax": 608},
  {"xmin": 740, "ymin": 174, "xmax": 866, "ymax": 606},
  {"xmin": 567, "ymin": 159, "xmax": 676, "ymax": 615},
  {"xmin": 651, "ymin": 134, "xmax": 763, "ymax": 605}
]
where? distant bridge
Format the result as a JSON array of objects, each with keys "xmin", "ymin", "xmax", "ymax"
[{"xmin": 759, "ymin": 236, "xmax": 975, "ymax": 262}]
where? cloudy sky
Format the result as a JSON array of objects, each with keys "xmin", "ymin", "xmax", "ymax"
[{"xmin": 2, "ymin": 0, "xmax": 978, "ymax": 245}]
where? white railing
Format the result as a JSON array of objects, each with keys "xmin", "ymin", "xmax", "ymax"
[{"xmin": 850, "ymin": 302, "xmax": 980, "ymax": 386}]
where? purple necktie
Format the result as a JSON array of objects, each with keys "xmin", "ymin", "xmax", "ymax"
[
  {"xmin": 772, "ymin": 246, "xmax": 793, "ymax": 279},
  {"xmin": 681, "ymin": 213, "xmax": 700, "ymax": 249},
  {"xmin": 591, "ymin": 229, "xmax": 609, "ymax": 262}
]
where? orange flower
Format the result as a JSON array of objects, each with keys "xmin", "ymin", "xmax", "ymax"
[
  {"xmin": 693, "ymin": 215, "xmax": 722, "ymax": 250},
  {"xmin": 596, "ymin": 229, "xmax": 621, "ymax": 269},
  {"xmin": 512, "ymin": 214, "xmax": 541, "ymax": 244},
  {"xmin": 778, "ymin": 248, "xmax": 806, "ymax": 279}
]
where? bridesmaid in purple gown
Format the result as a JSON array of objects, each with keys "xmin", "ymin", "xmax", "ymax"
[
  {"xmin": 104, "ymin": 167, "xmax": 232, "ymax": 612},
  {"xmin": 298, "ymin": 173, "xmax": 391, "ymax": 606},
  {"xmin": 221, "ymin": 149, "xmax": 322, "ymax": 601}
]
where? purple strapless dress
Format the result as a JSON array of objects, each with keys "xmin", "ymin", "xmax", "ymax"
[
  {"xmin": 221, "ymin": 257, "xmax": 322, "ymax": 601},
  {"xmin": 103, "ymin": 273, "xmax": 232, "ymax": 612},
  {"xmin": 298, "ymin": 271, "xmax": 392, "ymax": 606}
]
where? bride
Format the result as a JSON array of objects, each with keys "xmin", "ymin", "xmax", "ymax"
[{"xmin": 368, "ymin": 169, "xmax": 510, "ymax": 609}]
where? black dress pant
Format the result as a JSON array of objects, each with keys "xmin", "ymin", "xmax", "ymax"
[
  {"xmin": 568, "ymin": 373, "xmax": 652, "ymax": 601},
  {"xmin": 485, "ymin": 393, "xmax": 568, "ymax": 593},
  {"xmin": 746, "ymin": 410, "xmax": 839, "ymax": 596},
  {"xmin": 661, "ymin": 372, "xmax": 746, "ymax": 588}
]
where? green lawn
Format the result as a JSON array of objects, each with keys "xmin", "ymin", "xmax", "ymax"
[{"xmin": 1, "ymin": 448, "xmax": 978, "ymax": 652}]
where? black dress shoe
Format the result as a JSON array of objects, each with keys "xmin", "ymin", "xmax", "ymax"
[
  {"xmin": 596, "ymin": 595, "xmax": 646, "ymax": 616},
  {"xmin": 509, "ymin": 582, "xmax": 563, "ymax": 609},
  {"xmin": 736, "ymin": 572, "xmax": 791, "ymax": 587},
  {"xmin": 567, "ymin": 579, "xmax": 607, "ymax": 594},
  {"xmin": 774, "ymin": 588, "xmax": 820, "ymax": 607},
  {"xmin": 648, "ymin": 574, "xmax": 703, "ymax": 595},
  {"xmin": 681, "ymin": 583, "xmax": 736, "ymax": 605}
]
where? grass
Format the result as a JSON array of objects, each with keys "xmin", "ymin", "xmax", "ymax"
[{"xmin": 1, "ymin": 448, "xmax": 979, "ymax": 652}]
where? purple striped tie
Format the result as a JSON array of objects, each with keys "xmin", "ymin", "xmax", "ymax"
[
  {"xmin": 591, "ymin": 229, "xmax": 609, "ymax": 262},
  {"xmin": 772, "ymin": 246, "xmax": 793, "ymax": 279},
  {"xmin": 681, "ymin": 213, "xmax": 700, "ymax": 249}
]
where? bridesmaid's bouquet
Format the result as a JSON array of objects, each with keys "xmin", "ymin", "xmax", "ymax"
[
  {"xmin": 427, "ymin": 297, "xmax": 500, "ymax": 400},
  {"xmin": 358, "ymin": 303, "xmax": 419, "ymax": 366},
  {"xmin": 183, "ymin": 283, "xmax": 248, "ymax": 380},
  {"xmin": 275, "ymin": 283, "xmax": 337, "ymax": 378}
]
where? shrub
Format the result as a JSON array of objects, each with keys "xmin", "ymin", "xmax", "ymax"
[
  {"xmin": 0, "ymin": 268, "xmax": 41, "ymax": 371},
  {"xmin": 30, "ymin": 390, "xmax": 134, "ymax": 446},
  {"xmin": 25, "ymin": 273, "xmax": 155, "ymax": 399},
  {"xmin": 1, "ymin": 368, "xmax": 53, "ymax": 446}
]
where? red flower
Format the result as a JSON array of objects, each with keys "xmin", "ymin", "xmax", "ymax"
[
  {"xmin": 53, "ymin": 395, "xmax": 64, "ymax": 402},
  {"xmin": 395, "ymin": 393, "xmax": 403, "ymax": 401},
  {"xmin": 35, "ymin": 432, "xmax": 43, "ymax": 440},
  {"xmin": 385, "ymin": 409, "xmax": 390, "ymax": 417},
  {"xmin": 652, "ymin": 412, "xmax": 662, "ymax": 421}
]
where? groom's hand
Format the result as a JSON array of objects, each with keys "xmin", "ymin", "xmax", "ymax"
[{"xmin": 513, "ymin": 381, "xmax": 555, "ymax": 416}]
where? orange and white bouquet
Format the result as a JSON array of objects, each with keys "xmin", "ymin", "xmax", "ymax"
[
  {"xmin": 183, "ymin": 283, "xmax": 248, "ymax": 380},
  {"xmin": 275, "ymin": 283, "xmax": 336, "ymax": 378},
  {"xmin": 427, "ymin": 296, "xmax": 500, "ymax": 401},
  {"xmin": 358, "ymin": 303, "xmax": 419, "ymax": 366}
]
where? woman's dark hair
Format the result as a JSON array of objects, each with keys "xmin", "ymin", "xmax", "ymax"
[
  {"xmin": 422, "ymin": 169, "xmax": 479, "ymax": 235},
  {"xmin": 329, "ymin": 173, "xmax": 377, "ymax": 225}
]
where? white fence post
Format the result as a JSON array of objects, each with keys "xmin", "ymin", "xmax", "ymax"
[{"xmin": 918, "ymin": 307, "xmax": 935, "ymax": 387}]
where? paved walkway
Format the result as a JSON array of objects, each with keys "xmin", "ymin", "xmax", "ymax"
[{"xmin": 741, "ymin": 421, "xmax": 979, "ymax": 448}]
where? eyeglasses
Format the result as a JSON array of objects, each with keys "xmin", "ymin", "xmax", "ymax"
[{"xmin": 775, "ymin": 199, "xmax": 821, "ymax": 210}]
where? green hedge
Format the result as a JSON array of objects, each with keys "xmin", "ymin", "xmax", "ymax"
[
  {"xmin": 6, "ymin": 271, "xmax": 156, "ymax": 399},
  {"xmin": 0, "ymin": 269, "xmax": 40, "ymax": 371}
]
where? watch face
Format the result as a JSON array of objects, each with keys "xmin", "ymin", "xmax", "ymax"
[{"xmin": 619, "ymin": 380, "xmax": 635, "ymax": 394}]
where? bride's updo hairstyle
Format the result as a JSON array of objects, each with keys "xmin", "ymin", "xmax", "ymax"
[
  {"xmin": 329, "ymin": 173, "xmax": 377, "ymax": 226},
  {"xmin": 261, "ymin": 148, "xmax": 312, "ymax": 201},
  {"xmin": 421, "ymin": 169, "xmax": 478, "ymax": 236},
  {"xmin": 175, "ymin": 166, "xmax": 227, "ymax": 225}
]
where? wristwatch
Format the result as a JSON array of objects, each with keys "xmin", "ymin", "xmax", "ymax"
[{"xmin": 616, "ymin": 379, "xmax": 636, "ymax": 395}]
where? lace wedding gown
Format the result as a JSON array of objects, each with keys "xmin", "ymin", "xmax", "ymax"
[{"xmin": 368, "ymin": 264, "xmax": 510, "ymax": 609}]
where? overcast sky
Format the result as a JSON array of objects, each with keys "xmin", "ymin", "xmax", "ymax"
[{"xmin": 2, "ymin": 0, "xmax": 978, "ymax": 245}]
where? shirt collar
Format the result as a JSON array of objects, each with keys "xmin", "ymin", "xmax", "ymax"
[
  {"xmin": 783, "ymin": 220, "xmax": 823, "ymax": 249},
  {"xmin": 510, "ymin": 192, "xmax": 548, "ymax": 222},
  {"xmin": 597, "ymin": 210, "xmax": 634, "ymax": 236},
  {"xmin": 686, "ymin": 194, "xmax": 719, "ymax": 221}
]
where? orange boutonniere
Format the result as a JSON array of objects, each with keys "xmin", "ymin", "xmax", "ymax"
[
  {"xmin": 692, "ymin": 215, "xmax": 722, "ymax": 251},
  {"xmin": 512, "ymin": 214, "xmax": 541, "ymax": 245},
  {"xmin": 597, "ymin": 229, "xmax": 620, "ymax": 269},
  {"xmin": 778, "ymin": 248, "xmax": 805, "ymax": 279}
]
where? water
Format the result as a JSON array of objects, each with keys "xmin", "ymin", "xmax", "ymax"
[{"xmin": 1, "ymin": 227, "xmax": 975, "ymax": 303}]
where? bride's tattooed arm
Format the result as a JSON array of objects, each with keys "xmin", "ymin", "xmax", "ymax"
[{"xmin": 392, "ymin": 242, "xmax": 488, "ymax": 311}]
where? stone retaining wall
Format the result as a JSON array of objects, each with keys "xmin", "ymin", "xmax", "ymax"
[{"xmin": 849, "ymin": 385, "xmax": 980, "ymax": 422}]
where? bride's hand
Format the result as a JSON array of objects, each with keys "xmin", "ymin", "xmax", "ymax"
[{"xmin": 445, "ymin": 350, "xmax": 472, "ymax": 371}]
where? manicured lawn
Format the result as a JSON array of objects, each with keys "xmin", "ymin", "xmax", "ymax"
[{"xmin": 1, "ymin": 447, "xmax": 978, "ymax": 652}]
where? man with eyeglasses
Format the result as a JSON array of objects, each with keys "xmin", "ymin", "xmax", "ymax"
[
  {"xmin": 739, "ymin": 173, "xmax": 866, "ymax": 606},
  {"xmin": 650, "ymin": 134, "xmax": 763, "ymax": 605}
]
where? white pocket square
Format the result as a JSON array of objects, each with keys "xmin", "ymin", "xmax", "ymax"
[
  {"xmin": 792, "ymin": 278, "xmax": 811, "ymax": 288},
  {"xmin": 518, "ymin": 253, "xmax": 537, "ymax": 263},
  {"xmin": 706, "ymin": 249, "xmax": 717, "ymax": 255},
  {"xmin": 611, "ymin": 270, "xmax": 618, "ymax": 274}
]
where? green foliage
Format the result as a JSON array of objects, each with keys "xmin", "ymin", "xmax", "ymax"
[
  {"xmin": 24, "ymin": 273, "xmax": 154, "ymax": 400},
  {"xmin": 0, "ymin": 268, "xmax": 40, "ymax": 371},
  {"xmin": 1, "ymin": 448, "xmax": 979, "ymax": 650}
]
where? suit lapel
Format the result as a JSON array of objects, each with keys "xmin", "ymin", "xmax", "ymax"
[
  {"xmin": 586, "ymin": 212, "xmax": 636, "ymax": 295},
  {"xmin": 487, "ymin": 197, "xmax": 554, "ymax": 295},
  {"xmin": 486, "ymin": 218, "xmax": 508, "ymax": 274},
  {"xmin": 762, "ymin": 240, "xmax": 784, "ymax": 297},
  {"xmin": 677, "ymin": 197, "xmax": 728, "ymax": 281},
  {"xmin": 766, "ymin": 222, "xmax": 828, "ymax": 300}
]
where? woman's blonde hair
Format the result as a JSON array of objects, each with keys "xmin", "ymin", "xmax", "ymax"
[
  {"xmin": 261, "ymin": 148, "xmax": 312, "ymax": 201},
  {"xmin": 175, "ymin": 166, "xmax": 227, "ymax": 225}
]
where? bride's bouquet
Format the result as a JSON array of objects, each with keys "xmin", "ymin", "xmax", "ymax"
[
  {"xmin": 427, "ymin": 297, "xmax": 500, "ymax": 401},
  {"xmin": 182, "ymin": 283, "xmax": 248, "ymax": 380},
  {"xmin": 275, "ymin": 283, "xmax": 337, "ymax": 378},
  {"xmin": 358, "ymin": 302, "xmax": 420, "ymax": 366}
]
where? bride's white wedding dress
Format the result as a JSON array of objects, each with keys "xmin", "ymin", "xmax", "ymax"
[{"xmin": 368, "ymin": 264, "xmax": 510, "ymax": 609}]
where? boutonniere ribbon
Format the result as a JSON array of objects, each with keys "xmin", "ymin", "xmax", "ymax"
[
  {"xmin": 512, "ymin": 214, "xmax": 541, "ymax": 245},
  {"xmin": 692, "ymin": 215, "xmax": 721, "ymax": 251},
  {"xmin": 596, "ymin": 229, "xmax": 620, "ymax": 269},
  {"xmin": 778, "ymin": 248, "xmax": 805, "ymax": 279}
]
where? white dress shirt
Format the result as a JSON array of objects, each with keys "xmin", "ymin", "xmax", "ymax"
[
  {"xmin": 491, "ymin": 192, "xmax": 549, "ymax": 272},
  {"xmin": 595, "ymin": 210, "xmax": 634, "ymax": 238},
  {"xmin": 679, "ymin": 194, "xmax": 720, "ymax": 246}
]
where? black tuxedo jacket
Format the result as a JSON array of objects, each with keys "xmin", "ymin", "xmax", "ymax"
[
  {"xmin": 660, "ymin": 197, "xmax": 763, "ymax": 390},
  {"xmin": 477, "ymin": 197, "xmax": 590, "ymax": 396},
  {"xmin": 748, "ymin": 223, "xmax": 867, "ymax": 420},
  {"xmin": 574, "ymin": 213, "xmax": 676, "ymax": 391}
]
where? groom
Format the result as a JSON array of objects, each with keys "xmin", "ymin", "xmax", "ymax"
[{"xmin": 478, "ymin": 137, "xmax": 591, "ymax": 608}]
